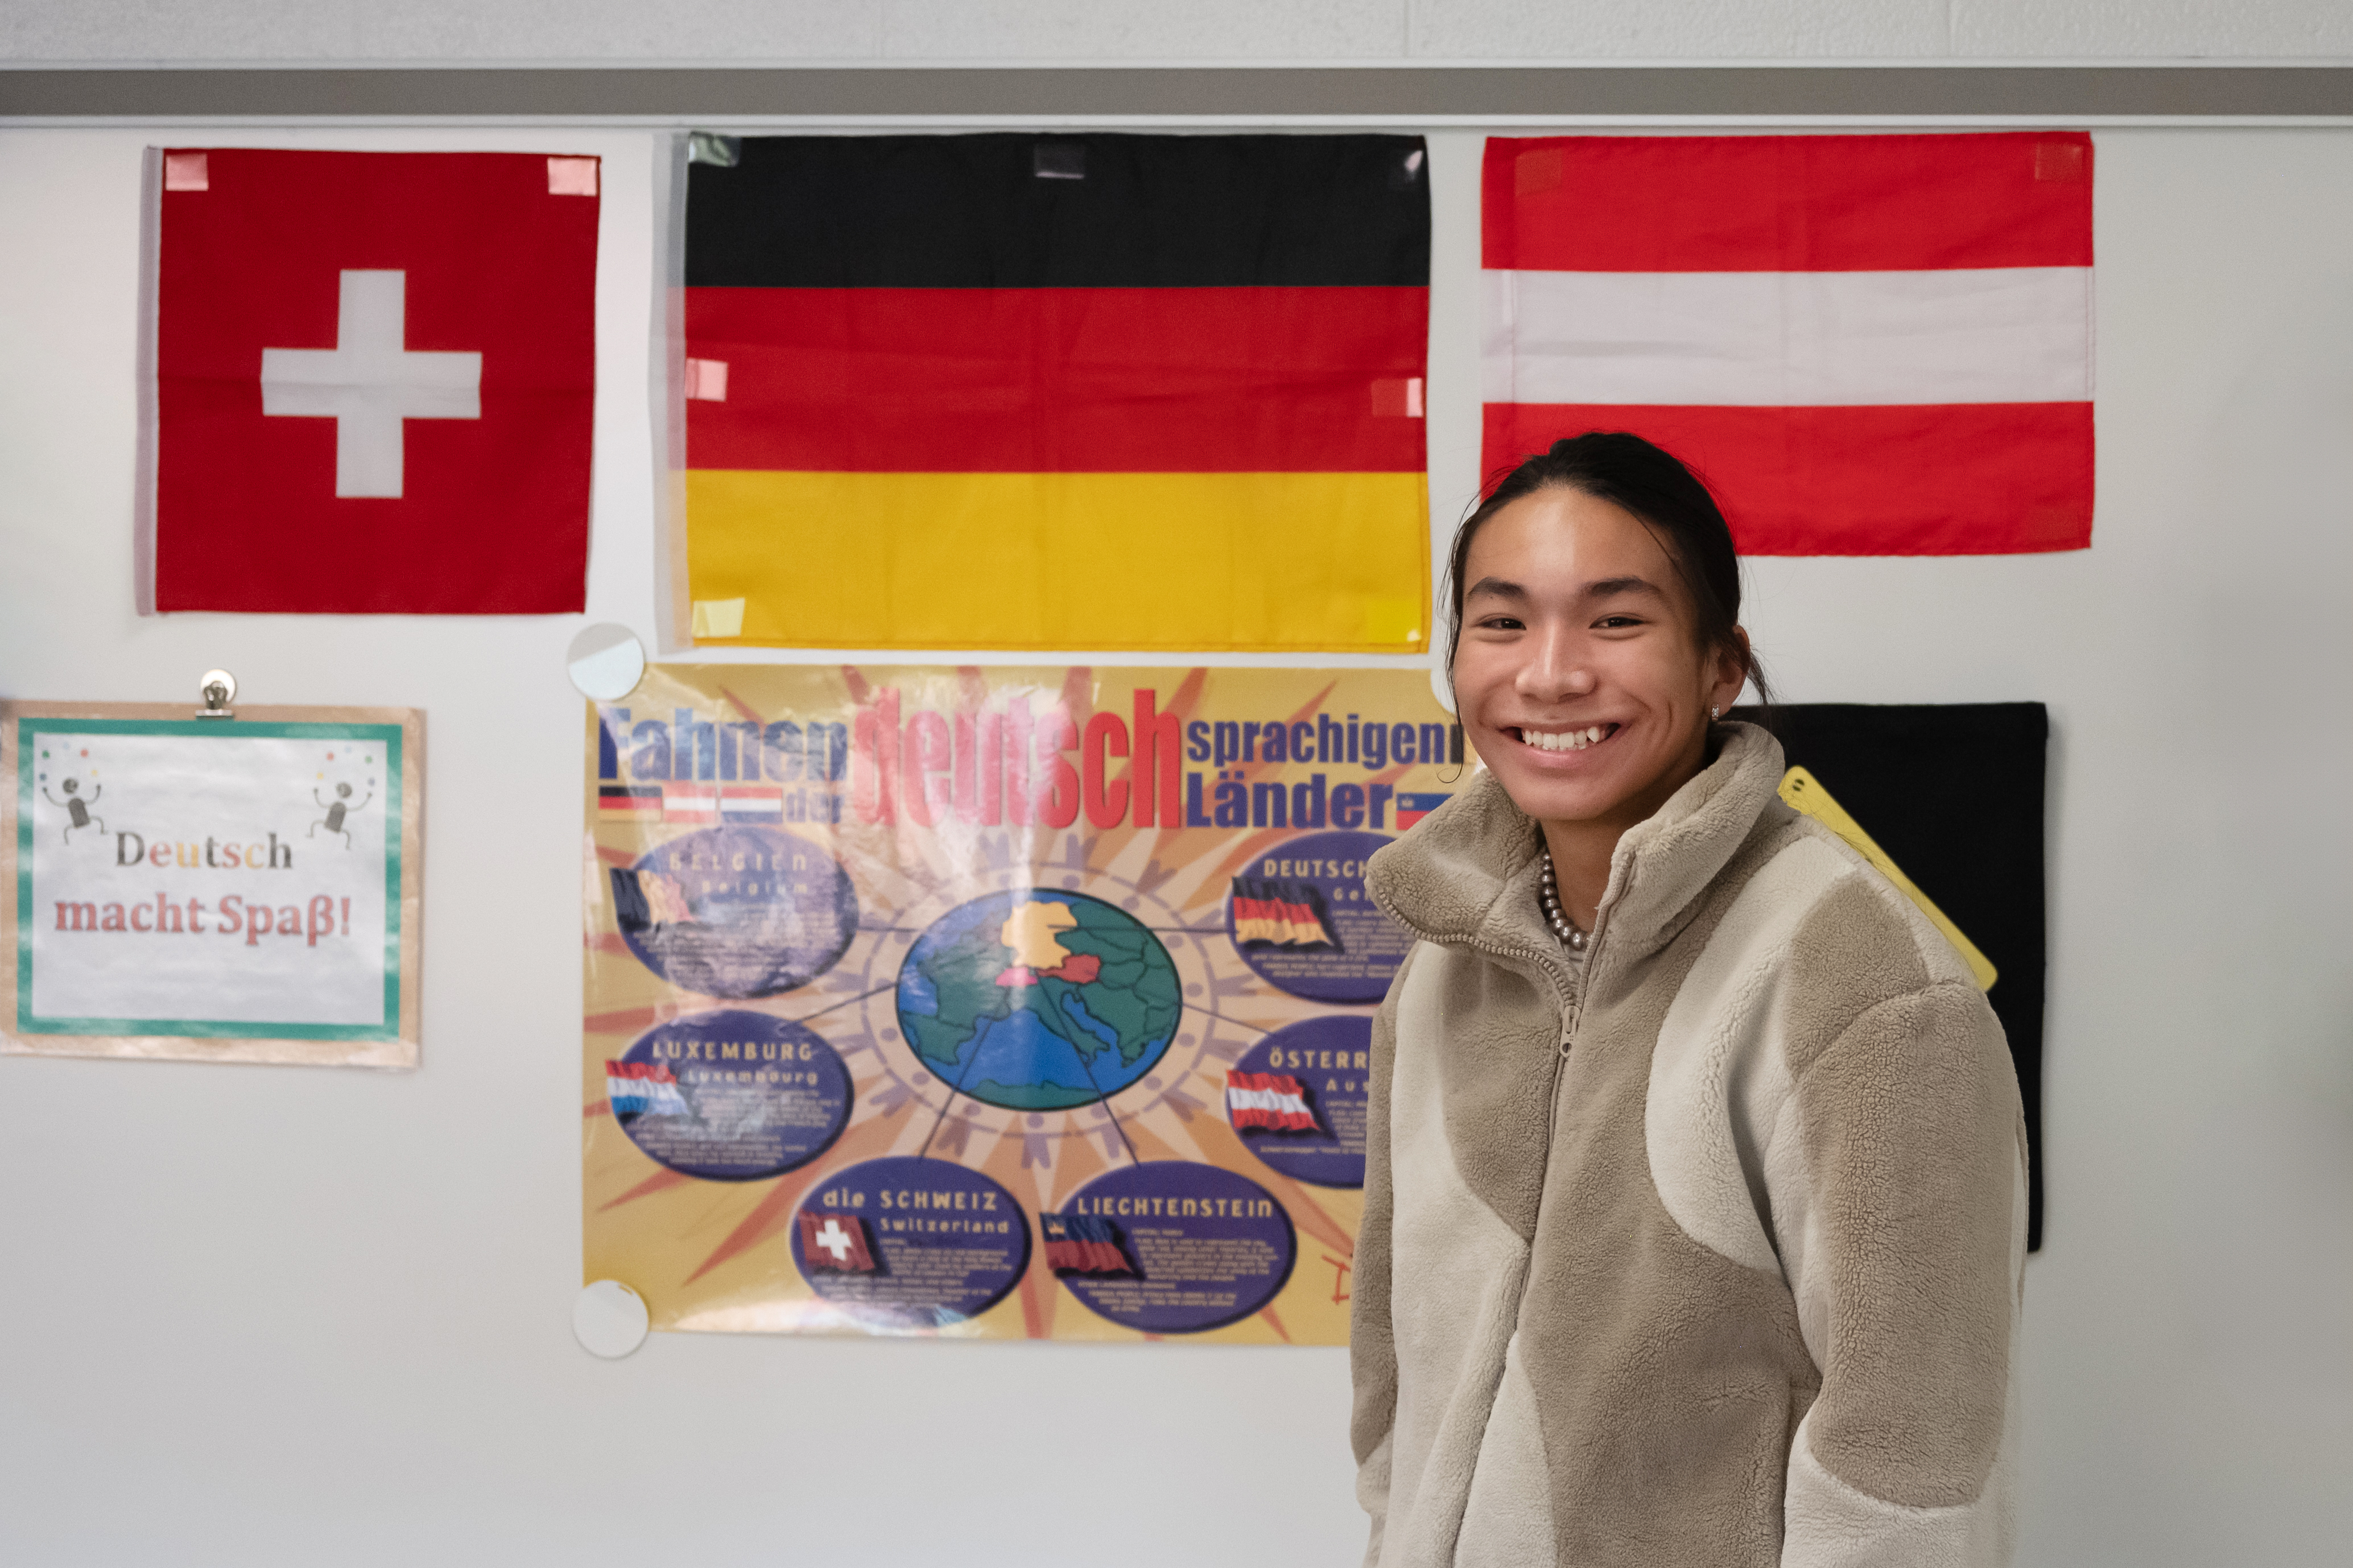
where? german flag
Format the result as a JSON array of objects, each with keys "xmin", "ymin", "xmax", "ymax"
[
  {"xmin": 1229, "ymin": 877, "xmax": 1337, "ymax": 948},
  {"xmin": 679, "ymin": 133, "xmax": 1432, "ymax": 652}
]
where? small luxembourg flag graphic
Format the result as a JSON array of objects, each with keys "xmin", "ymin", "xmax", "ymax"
[{"xmin": 606, "ymin": 1060, "xmax": 692, "ymax": 1119}]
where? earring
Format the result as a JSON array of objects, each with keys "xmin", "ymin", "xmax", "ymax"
[{"xmin": 1709, "ymin": 706, "xmax": 1720, "ymax": 721}]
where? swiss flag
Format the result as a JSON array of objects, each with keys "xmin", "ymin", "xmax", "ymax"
[
  {"xmin": 1482, "ymin": 134, "xmax": 2094, "ymax": 555},
  {"xmin": 142, "ymin": 148, "xmax": 599, "ymax": 613},
  {"xmin": 798, "ymin": 1211, "xmax": 878, "ymax": 1273}
]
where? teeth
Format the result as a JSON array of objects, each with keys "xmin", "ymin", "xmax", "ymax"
[{"xmin": 1523, "ymin": 725, "xmax": 1610, "ymax": 752}]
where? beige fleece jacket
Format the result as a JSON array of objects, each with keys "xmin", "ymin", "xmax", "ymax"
[{"xmin": 1351, "ymin": 722, "xmax": 2026, "ymax": 1568}]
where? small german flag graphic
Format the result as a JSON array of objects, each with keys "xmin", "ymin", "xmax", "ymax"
[
  {"xmin": 1230, "ymin": 878, "xmax": 1337, "ymax": 948},
  {"xmin": 679, "ymin": 133, "xmax": 1432, "ymax": 652}
]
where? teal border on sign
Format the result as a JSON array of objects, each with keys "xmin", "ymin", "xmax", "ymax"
[{"xmin": 15, "ymin": 718, "xmax": 404, "ymax": 1040}]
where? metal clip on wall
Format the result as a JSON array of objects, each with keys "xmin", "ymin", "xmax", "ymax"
[{"xmin": 195, "ymin": 668, "xmax": 237, "ymax": 719}]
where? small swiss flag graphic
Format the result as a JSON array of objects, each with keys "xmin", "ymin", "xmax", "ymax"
[{"xmin": 142, "ymin": 148, "xmax": 600, "ymax": 613}]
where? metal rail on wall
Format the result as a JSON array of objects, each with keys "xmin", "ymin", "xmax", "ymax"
[{"xmin": 6, "ymin": 64, "xmax": 2353, "ymax": 126}]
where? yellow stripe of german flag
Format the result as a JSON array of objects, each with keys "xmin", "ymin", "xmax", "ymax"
[{"xmin": 685, "ymin": 470, "xmax": 1431, "ymax": 652}]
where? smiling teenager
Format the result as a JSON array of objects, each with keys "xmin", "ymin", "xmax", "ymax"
[{"xmin": 1351, "ymin": 433, "xmax": 2027, "ymax": 1567}]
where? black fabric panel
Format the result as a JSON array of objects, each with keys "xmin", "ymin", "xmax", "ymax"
[
  {"xmin": 687, "ymin": 133, "xmax": 1430, "ymax": 288},
  {"xmin": 1731, "ymin": 702, "xmax": 2049, "ymax": 1251}
]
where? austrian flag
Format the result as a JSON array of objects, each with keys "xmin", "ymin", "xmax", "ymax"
[
  {"xmin": 1482, "ymin": 134, "xmax": 2095, "ymax": 555},
  {"xmin": 139, "ymin": 148, "xmax": 600, "ymax": 613},
  {"xmin": 1227, "ymin": 1071, "xmax": 1320, "ymax": 1134}
]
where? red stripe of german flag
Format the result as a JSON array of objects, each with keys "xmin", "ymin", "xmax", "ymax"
[{"xmin": 687, "ymin": 286, "xmax": 1427, "ymax": 473}]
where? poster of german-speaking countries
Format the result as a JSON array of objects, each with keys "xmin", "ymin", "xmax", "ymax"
[{"xmin": 583, "ymin": 665, "xmax": 1466, "ymax": 1343}]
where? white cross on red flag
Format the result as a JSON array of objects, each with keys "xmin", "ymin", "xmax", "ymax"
[
  {"xmin": 1481, "ymin": 133, "xmax": 2094, "ymax": 555},
  {"xmin": 138, "ymin": 148, "xmax": 600, "ymax": 613},
  {"xmin": 798, "ymin": 1211, "xmax": 877, "ymax": 1273}
]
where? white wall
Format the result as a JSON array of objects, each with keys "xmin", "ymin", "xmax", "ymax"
[
  {"xmin": 2, "ymin": 115, "xmax": 2351, "ymax": 1567},
  {"xmin": 3, "ymin": 0, "xmax": 2353, "ymax": 64}
]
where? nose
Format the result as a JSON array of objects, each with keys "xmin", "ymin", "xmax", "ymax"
[{"xmin": 1514, "ymin": 622, "xmax": 1596, "ymax": 703}]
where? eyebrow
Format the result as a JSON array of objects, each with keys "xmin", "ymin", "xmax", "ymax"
[
  {"xmin": 1463, "ymin": 574, "xmax": 1668, "ymax": 603},
  {"xmin": 1463, "ymin": 576, "xmax": 1528, "ymax": 602},
  {"xmin": 1585, "ymin": 575, "xmax": 1669, "ymax": 601}
]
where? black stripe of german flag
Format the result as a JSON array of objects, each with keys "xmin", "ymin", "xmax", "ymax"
[{"xmin": 686, "ymin": 133, "xmax": 1430, "ymax": 288}]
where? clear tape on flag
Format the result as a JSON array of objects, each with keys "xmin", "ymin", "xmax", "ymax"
[
  {"xmin": 547, "ymin": 156, "xmax": 599, "ymax": 196},
  {"xmin": 690, "ymin": 598, "xmax": 746, "ymax": 638},
  {"xmin": 2033, "ymin": 139, "xmax": 2087, "ymax": 182},
  {"xmin": 1372, "ymin": 377, "xmax": 1423, "ymax": 418},
  {"xmin": 164, "ymin": 151, "xmax": 209, "ymax": 192}
]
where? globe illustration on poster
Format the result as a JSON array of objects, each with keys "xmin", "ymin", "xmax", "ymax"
[{"xmin": 895, "ymin": 890, "xmax": 1182, "ymax": 1112}]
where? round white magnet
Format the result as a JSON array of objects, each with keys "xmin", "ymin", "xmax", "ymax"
[
  {"xmin": 566, "ymin": 624, "xmax": 646, "ymax": 702},
  {"xmin": 573, "ymin": 1279, "xmax": 651, "ymax": 1359}
]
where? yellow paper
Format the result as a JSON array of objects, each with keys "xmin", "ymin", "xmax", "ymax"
[{"xmin": 1777, "ymin": 766, "xmax": 1998, "ymax": 991}]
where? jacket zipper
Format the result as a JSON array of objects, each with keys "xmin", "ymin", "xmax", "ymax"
[
  {"xmin": 1450, "ymin": 923, "xmax": 1592, "ymax": 1148},
  {"xmin": 1378, "ymin": 869, "xmax": 1607, "ymax": 1153},
  {"xmin": 1545, "ymin": 905, "xmax": 1611, "ymax": 1143}
]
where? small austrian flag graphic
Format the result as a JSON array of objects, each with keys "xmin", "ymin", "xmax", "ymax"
[
  {"xmin": 799, "ymin": 1211, "xmax": 877, "ymax": 1273},
  {"xmin": 1482, "ymin": 134, "xmax": 2094, "ymax": 555},
  {"xmin": 142, "ymin": 148, "xmax": 600, "ymax": 613},
  {"xmin": 659, "ymin": 783, "xmax": 719, "ymax": 824},
  {"xmin": 605, "ymin": 1061, "xmax": 692, "ymax": 1119},
  {"xmin": 1227, "ymin": 1071, "xmax": 1320, "ymax": 1133}
]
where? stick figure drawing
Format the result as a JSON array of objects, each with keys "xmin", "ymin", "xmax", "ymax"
[
  {"xmin": 42, "ymin": 777, "xmax": 105, "ymax": 845},
  {"xmin": 311, "ymin": 781, "xmax": 373, "ymax": 850}
]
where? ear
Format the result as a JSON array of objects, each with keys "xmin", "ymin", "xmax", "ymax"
[{"xmin": 1708, "ymin": 627, "xmax": 1753, "ymax": 714}]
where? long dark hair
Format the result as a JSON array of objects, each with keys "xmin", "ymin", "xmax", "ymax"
[{"xmin": 1443, "ymin": 431, "xmax": 1770, "ymax": 711}]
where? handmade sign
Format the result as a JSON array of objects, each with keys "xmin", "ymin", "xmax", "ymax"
[
  {"xmin": 583, "ymin": 665, "xmax": 1466, "ymax": 1342},
  {"xmin": 2, "ymin": 700, "xmax": 423, "ymax": 1068}
]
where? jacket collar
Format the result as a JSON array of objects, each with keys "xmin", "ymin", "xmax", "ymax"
[{"xmin": 1368, "ymin": 721, "xmax": 1788, "ymax": 966}]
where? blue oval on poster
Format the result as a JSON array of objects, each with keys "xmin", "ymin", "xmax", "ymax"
[
  {"xmin": 1225, "ymin": 828, "xmax": 1411, "ymax": 1004},
  {"xmin": 1052, "ymin": 1161, "xmax": 1296, "ymax": 1335},
  {"xmin": 613, "ymin": 825, "xmax": 857, "ymax": 998},
  {"xmin": 609, "ymin": 1010, "xmax": 852, "ymax": 1182},
  {"xmin": 1227, "ymin": 1014, "xmax": 1370, "ymax": 1189},
  {"xmin": 790, "ymin": 1157, "xmax": 1031, "ymax": 1331}
]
